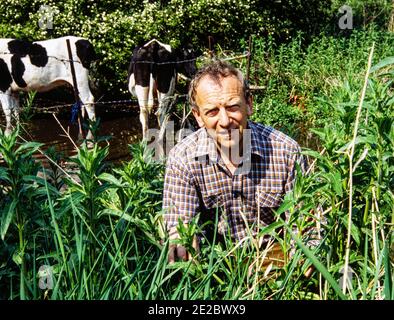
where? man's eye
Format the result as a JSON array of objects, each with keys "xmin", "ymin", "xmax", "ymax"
[
  {"xmin": 206, "ymin": 109, "xmax": 218, "ymax": 116},
  {"xmin": 227, "ymin": 105, "xmax": 240, "ymax": 112}
]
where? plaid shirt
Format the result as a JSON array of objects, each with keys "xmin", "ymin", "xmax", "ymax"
[{"xmin": 163, "ymin": 121, "xmax": 305, "ymax": 242}]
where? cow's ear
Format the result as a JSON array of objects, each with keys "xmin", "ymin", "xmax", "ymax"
[{"xmin": 192, "ymin": 107, "xmax": 205, "ymax": 128}]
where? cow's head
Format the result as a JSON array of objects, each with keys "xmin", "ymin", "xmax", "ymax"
[{"xmin": 175, "ymin": 44, "xmax": 197, "ymax": 79}]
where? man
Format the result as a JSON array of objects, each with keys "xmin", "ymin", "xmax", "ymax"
[{"xmin": 163, "ymin": 60, "xmax": 305, "ymax": 263}]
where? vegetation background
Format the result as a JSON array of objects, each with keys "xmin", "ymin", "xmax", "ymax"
[{"xmin": 0, "ymin": 0, "xmax": 393, "ymax": 300}]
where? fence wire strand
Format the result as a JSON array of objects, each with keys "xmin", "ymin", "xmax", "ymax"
[
  {"xmin": 0, "ymin": 49, "xmax": 251, "ymax": 114},
  {"xmin": 0, "ymin": 51, "xmax": 202, "ymax": 66}
]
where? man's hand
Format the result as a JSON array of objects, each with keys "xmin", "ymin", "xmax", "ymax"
[
  {"xmin": 168, "ymin": 226, "xmax": 199, "ymax": 264},
  {"xmin": 304, "ymin": 265, "xmax": 315, "ymax": 279}
]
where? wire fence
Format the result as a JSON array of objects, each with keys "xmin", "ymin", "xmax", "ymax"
[
  {"xmin": 0, "ymin": 52, "xmax": 85, "ymax": 65},
  {"xmin": 0, "ymin": 92, "xmax": 190, "ymax": 113},
  {"xmin": 0, "ymin": 49, "xmax": 250, "ymax": 66},
  {"xmin": 0, "ymin": 52, "xmax": 202, "ymax": 66},
  {"xmin": 0, "ymin": 49, "xmax": 253, "ymax": 116}
]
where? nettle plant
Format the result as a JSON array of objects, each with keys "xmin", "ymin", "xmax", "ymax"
[
  {"xmin": 0, "ymin": 126, "xmax": 44, "ymax": 299},
  {"xmin": 284, "ymin": 47, "xmax": 394, "ymax": 299}
]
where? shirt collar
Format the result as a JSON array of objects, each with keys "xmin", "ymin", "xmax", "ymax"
[{"xmin": 249, "ymin": 121, "xmax": 266, "ymax": 159}]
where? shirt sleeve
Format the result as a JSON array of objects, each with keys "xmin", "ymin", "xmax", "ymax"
[
  {"xmin": 284, "ymin": 142, "xmax": 307, "ymax": 194},
  {"xmin": 162, "ymin": 152, "xmax": 200, "ymax": 231}
]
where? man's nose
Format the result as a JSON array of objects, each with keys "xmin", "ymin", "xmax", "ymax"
[{"xmin": 218, "ymin": 109, "xmax": 231, "ymax": 127}]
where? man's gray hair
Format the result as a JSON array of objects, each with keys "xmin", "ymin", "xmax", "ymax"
[{"xmin": 188, "ymin": 60, "xmax": 250, "ymax": 110}]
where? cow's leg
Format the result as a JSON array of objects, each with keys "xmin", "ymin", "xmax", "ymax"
[
  {"xmin": 156, "ymin": 93, "xmax": 173, "ymax": 129},
  {"xmin": 156, "ymin": 74, "xmax": 176, "ymax": 147},
  {"xmin": 134, "ymin": 85, "xmax": 151, "ymax": 140},
  {"xmin": 0, "ymin": 93, "xmax": 12, "ymax": 135},
  {"xmin": 79, "ymin": 89, "xmax": 95, "ymax": 122},
  {"xmin": 73, "ymin": 67, "xmax": 96, "ymax": 122},
  {"xmin": 157, "ymin": 109, "xmax": 170, "ymax": 158},
  {"xmin": 0, "ymin": 91, "xmax": 19, "ymax": 136},
  {"xmin": 11, "ymin": 92, "xmax": 20, "ymax": 124},
  {"xmin": 77, "ymin": 75, "xmax": 96, "ymax": 142},
  {"xmin": 156, "ymin": 75, "xmax": 176, "ymax": 130},
  {"xmin": 156, "ymin": 92, "xmax": 175, "ymax": 158}
]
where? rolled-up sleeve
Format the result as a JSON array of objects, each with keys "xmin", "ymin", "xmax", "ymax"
[{"xmin": 163, "ymin": 152, "xmax": 199, "ymax": 230}]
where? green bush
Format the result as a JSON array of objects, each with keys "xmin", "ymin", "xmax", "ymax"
[
  {"xmin": 248, "ymin": 27, "xmax": 394, "ymax": 141},
  {"xmin": 0, "ymin": 0, "xmax": 334, "ymax": 98}
]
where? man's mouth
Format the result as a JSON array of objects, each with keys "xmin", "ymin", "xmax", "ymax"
[
  {"xmin": 216, "ymin": 131, "xmax": 232, "ymax": 139},
  {"xmin": 217, "ymin": 128, "xmax": 240, "ymax": 136}
]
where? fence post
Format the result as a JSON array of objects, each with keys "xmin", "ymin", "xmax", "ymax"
[
  {"xmin": 208, "ymin": 36, "xmax": 215, "ymax": 58},
  {"xmin": 65, "ymin": 38, "xmax": 83, "ymax": 139}
]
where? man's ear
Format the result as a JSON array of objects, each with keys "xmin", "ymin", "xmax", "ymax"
[
  {"xmin": 192, "ymin": 107, "xmax": 205, "ymax": 128},
  {"xmin": 246, "ymin": 95, "xmax": 253, "ymax": 116}
]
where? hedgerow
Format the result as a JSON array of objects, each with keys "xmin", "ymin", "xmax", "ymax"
[{"xmin": 0, "ymin": 0, "xmax": 333, "ymax": 97}]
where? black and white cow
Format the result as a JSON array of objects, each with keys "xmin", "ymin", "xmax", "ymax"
[
  {"xmin": 0, "ymin": 36, "xmax": 96, "ymax": 135},
  {"xmin": 127, "ymin": 39, "xmax": 197, "ymax": 140}
]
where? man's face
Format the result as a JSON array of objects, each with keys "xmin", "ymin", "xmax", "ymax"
[{"xmin": 192, "ymin": 74, "xmax": 253, "ymax": 151}]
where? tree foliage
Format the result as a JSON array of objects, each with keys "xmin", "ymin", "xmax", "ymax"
[{"xmin": 0, "ymin": 0, "xmax": 335, "ymax": 97}]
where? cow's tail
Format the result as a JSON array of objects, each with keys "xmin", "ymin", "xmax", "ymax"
[
  {"xmin": 127, "ymin": 49, "xmax": 139, "ymax": 96},
  {"xmin": 128, "ymin": 72, "xmax": 136, "ymax": 97}
]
